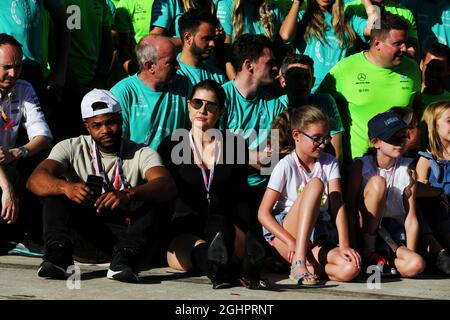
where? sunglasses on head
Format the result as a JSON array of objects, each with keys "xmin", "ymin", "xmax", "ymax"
[
  {"xmin": 300, "ymin": 130, "xmax": 332, "ymax": 146},
  {"xmin": 189, "ymin": 98, "xmax": 220, "ymax": 113}
]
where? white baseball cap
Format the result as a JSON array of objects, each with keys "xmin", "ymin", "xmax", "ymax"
[{"xmin": 81, "ymin": 89, "xmax": 121, "ymax": 119}]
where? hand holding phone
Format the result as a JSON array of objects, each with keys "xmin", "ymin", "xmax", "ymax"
[{"xmin": 86, "ymin": 175, "xmax": 104, "ymax": 200}]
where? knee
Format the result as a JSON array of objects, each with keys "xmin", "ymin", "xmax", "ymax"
[
  {"xmin": 306, "ymin": 177, "xmax": 325, "ymax": 193},
  {"xmin": 400, "ymin": 254, "xmax": 426, "ymax": 278},
  {"xmin": 335, "ymin": 260, "xmax": 360, "ymax": 282},
  {"xmin": 365, "ymin": 176, "xmax": 386, "ymax": 197}
]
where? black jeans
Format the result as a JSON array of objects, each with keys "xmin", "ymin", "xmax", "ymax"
[
  {"xmin": 0, "ymin": 156, "xmax": 46, "ymax": 243},
  {"xmin": 42, "ymin": 196, "xmax": 160, "ymax": 260}
]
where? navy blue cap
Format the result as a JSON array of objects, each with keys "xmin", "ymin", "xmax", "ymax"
[{"xmin": 368, "ymin": 111, "xmax": 409, "ymax": 141}]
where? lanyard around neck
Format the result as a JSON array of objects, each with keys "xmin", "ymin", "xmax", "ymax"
[
  {"xmin": 188, "ymin": 131, "xmax": 218, "ymax": 206},
  {"xmin": 0, "ymin": 97, "xmax": 13, "ymax": 132},
  {"xmin": 91, "ymin": 140, "xmax": 131, "ymax": 192}
]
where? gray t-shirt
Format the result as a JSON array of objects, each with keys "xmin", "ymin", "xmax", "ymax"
[{"xmin": 48, "ymin": 135, "xmax": 163, "ymax": 189}]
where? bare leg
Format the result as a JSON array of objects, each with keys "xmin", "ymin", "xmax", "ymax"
[
  {"xmin": 310, "ymin": 245, "xmax": 360, "ymax": 282},
  {"xmin": 167, "ymin": 234, "xmax": 206, "ymax": 271},
  {"xmin": 361, "ymin": 176, "xmax": 387, "ymax": 234},
  {"xmin": 394, "ymin": 246, "xmax": 426, "ymax": 278},
  {"xmin": 361, "ymin": 176, "xmax": 387, "ymax": 258},
  {"xmin": 280, "ymin": 177, "xmax": 324, "ymax": 283}
]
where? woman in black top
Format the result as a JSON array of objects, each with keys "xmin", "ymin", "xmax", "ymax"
[{"xmin": 158, "ymin": 80, "xmax": 266, "ymax": 289}]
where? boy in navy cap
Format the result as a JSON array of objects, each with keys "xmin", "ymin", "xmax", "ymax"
[{"xmin": 346, "ymin": 111, "xmax": 426, "ymax": 278}]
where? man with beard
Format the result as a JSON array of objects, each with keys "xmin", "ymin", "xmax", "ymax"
[
  {"xmin": 26, "ymin": 89, "xmax": 176, "ymax": 283},
  {"xmin": 110, "ymin": 35, "xmax": 192, "ymax": 150},
  {"xmin": 177, "ymin": 9, "xmax": 227, "ymax": 86},
  {"xmin": 319, "ymin": 13, "xmax": 421, "ymax": 168},
  {"xmin": 0, "ymin": 34, "xmax": 52, "ymax": 249}
]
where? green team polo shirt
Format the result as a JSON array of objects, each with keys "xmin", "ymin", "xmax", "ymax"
[
  {"xmin": 400, "ymin": 0, "xmax": 450, "ymax": 55},
  {"xmin": 0, "ymin": 0, "xmax": 64, "ymax": 68},
  {"xmin": 278, "ymin": 93, "xmax": 344, "ymax": 136},
  {"xmin": 65, "ymin": 0, "xmax": 113, "ymax": 86},
  {"xmin": 293, "ymin": 10, "xmax": 367, "ymax": 93},
  {"xmin": 115, "ymin": 0, "xmax": 154, "ymax": 43},
  {"xmin": 110, "ymin": 74, "xmax": 193, "ymax": 149},
  {"xmin": 216, "ymin": 0, "xmax": 284, "ymax": 42},
  {"xmin": 319, "ymin": 51, "xmax": 421, "ymax": 161},
  {"xmin": 221, "ymin": 80, "xmax": 287, "ymax": 187},
  {"xmin": 345, "ymin": 0, "xmax": 418, "ymax": 39},
  {"xmin": 177, "ymin": 60, "xmax": 227, "ymax": 86}
]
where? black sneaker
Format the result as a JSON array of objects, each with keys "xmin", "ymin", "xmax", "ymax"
[
  {"xmin": 38, "ymin": 261, "xmax": 69, "ymax": 279},
  {"xmin": 435, "ymin": 249, "xmax": 450, "ymax": 276},
  {"xmin": 38, "ymin": 241, "xmax": 74, "ymax": 279},
  {"xmin": 107, "ymin": 247, "xmax": 139, "ymax": 283}
]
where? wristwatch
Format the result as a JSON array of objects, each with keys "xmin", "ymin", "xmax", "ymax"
[{"xmin": 17, "ymin": 146, "xmax": 29, "ymax": 159}]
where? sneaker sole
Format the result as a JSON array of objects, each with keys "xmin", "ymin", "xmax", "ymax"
[
  {"xmin": 37, "ymin": 263, "xmax": 67, "ymax": 279},
  {"xmin": 107, "ymin": 268, "xmax": 139, "ymax": 283}
]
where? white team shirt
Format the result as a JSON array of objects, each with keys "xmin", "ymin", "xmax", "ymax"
[{"xmin": 0, "ymin": 80, "xmax": 52, "ymax": 148}]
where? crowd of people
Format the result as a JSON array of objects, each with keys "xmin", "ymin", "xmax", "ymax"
[{"xmin": 1, "ymin": 0, "xmax": 450, "ymax": 290}]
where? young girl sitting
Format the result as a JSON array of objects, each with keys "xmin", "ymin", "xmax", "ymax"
[
  {"xmin": 416, "ymin": 101, "xmax": 450, "ymax": 274},
  {"xmin": 258, "ymin": 105, "xmax": 361, "ymax": 285},
  {"xmin": 347, "ymin": 111, "xmax": 425, "ymax": 278}
]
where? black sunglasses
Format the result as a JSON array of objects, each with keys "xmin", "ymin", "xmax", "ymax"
[
  {"xmin": 384, "ymin": 134, "xmax": 408, "ymax": 145},
  {"xmin": 300, "ymin": 130, "xmax": 332, "ymax": 146},
  {"xmin": 189, "ymin": 98, "xmax": 220, "ymax": 113}
]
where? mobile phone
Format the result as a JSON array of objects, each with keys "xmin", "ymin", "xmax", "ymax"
[{"xmin": 86, "ymin": 175, "xmax": 104, "ymax": 199}]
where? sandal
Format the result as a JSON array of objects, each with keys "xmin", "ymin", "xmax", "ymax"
[{"xmin": 289, "ymin": 259, "xmax": 318, "ymax": 286}]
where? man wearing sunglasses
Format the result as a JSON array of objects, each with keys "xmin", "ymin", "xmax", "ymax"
[
  {"xmin": 177, "ymin": 10, "xmax": 227, "ymax": 86},
  {"xmin": 111, "ymin": 35, "xmax": 192, "ymax": 150}
]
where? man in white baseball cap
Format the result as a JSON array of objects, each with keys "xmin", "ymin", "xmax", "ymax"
[
  {"xmin": 80, "ymin": 89, "xmax": 122, "ymax": 120},
  {"xmin": 27, "ymin": 88, "xmax": 176, "ymax": 283}
]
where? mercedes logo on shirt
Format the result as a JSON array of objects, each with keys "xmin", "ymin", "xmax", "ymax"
[{"xmin": 357, "ymin": 73, "xmax": 367, "ymax": 81}]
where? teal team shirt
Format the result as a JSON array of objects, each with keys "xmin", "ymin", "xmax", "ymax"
[
  {"xmin": 110, "ymin": 74, "xmax": 193, "ymax": 150},
  {"xmin": 151, "ymin": 0, "xmax": 217, "ymax": 37},
  {"xmin": 177, "ymin": 60, "xmax": 227, "ymax": 86},
  {"xmin": 400, "ymin": 0, "xmax": 450, "ymax": 54},
  {"xmin": 216, "ymin": 0, "xmax": 284, "ymax": 42},
  {"xmin": 0, "ymin": 0, "xmax": 64, "ymax": 68},
  {"xmin": 221, "ymin": 80, "xmax": 287, "ymax": 187},
  {"xmin": 278, "ymin": 93, "xmax": 344, "ymax": 136},
  {"xmin": 150, "ymin": 0, "xmax": 183, "ymax": 37},
  {"xmin": 319, "ymin": 52, "xmax": 421, "ymax": 161},
  {"xmin": 293, "ymin": 10, "xmax": 367, "ymax": 93}
]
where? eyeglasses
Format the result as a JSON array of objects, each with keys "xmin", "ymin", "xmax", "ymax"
[
  {"xmin": 189, "ymin": 98, "xmax": 220, "ymax": 113},
  {"xmin": 300, "ymin": 130, "xmax": 332, "ymax": 146}
]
